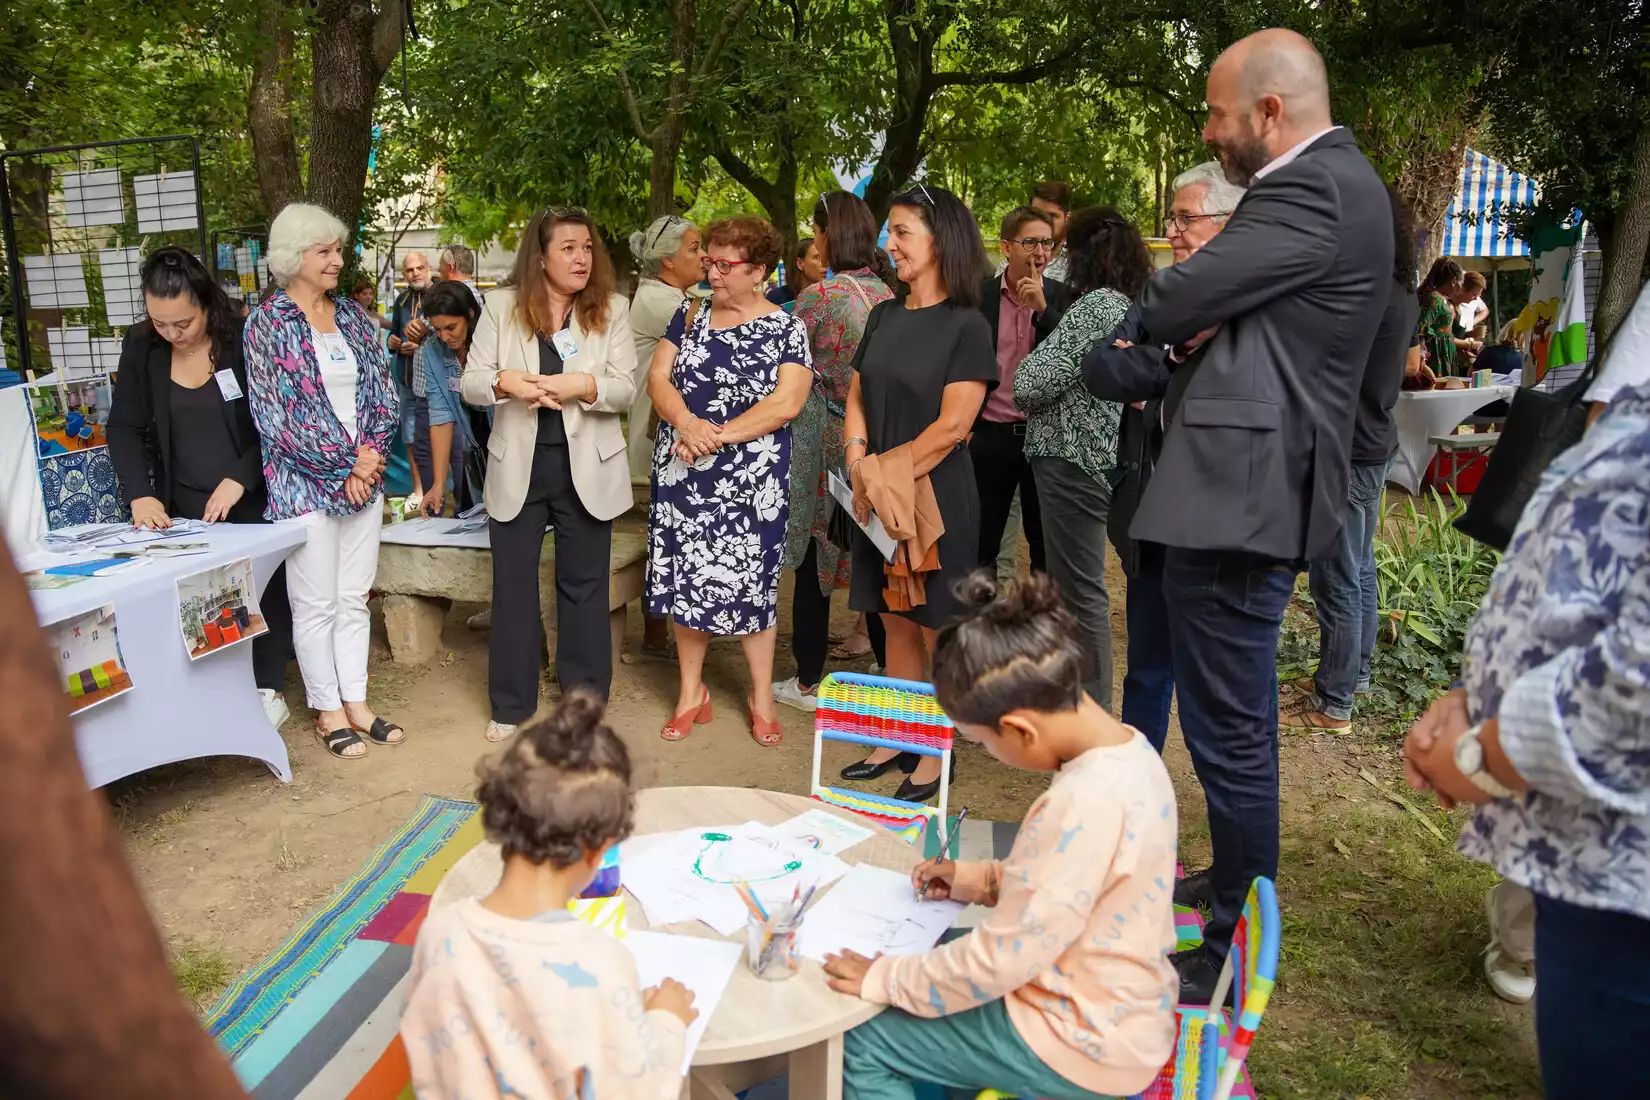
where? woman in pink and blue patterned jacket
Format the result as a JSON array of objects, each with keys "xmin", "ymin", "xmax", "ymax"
[{"xmin": 245, "ymin": 202, "xmax": 404, "ymax": 761}]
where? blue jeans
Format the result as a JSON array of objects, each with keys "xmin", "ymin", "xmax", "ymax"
[
  {"xmin": 1533, "ymin": 893, "xmax": 1650, "ymax": 1098},
  {"xmin": 1121, "ymin": 542, "xmax": 1174, "ymax": 753},
  {"xmin": 1306, "ymin": 457, "xmax": 1391, "ymax": 720},
  {"xmin": 1162, "ymin": 546, "xmax": 1297, "ymax": 957}
]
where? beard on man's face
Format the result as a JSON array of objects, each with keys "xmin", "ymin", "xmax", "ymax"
[{"xmin": 1210, "ymin": 121, "xmax": 1270, "ymax": 187}]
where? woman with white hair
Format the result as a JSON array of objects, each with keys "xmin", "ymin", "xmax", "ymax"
[
  {"xmin": 245, "ymin": 201, "xmax": 404, "ymax": 761},
  {"xmin": 627, "ymin": 215, "xmax": 702, "ymax": 658}
]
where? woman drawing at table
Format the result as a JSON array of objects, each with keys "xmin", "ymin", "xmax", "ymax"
[
  {"xmin": 402, "ymin": 689, "xmax": 697, "ymax": 1099},
  {"xmin": 245, "ymin": 202, "xmax": 404, "ymax": 761},
  {"xmin": 823, "ymin": 573, "xmax": 1178, "ymax": 1100},
  {"xmin": 839, "ymin": 184, "xmax": 998, "ymax": 801},
  {"xmin": 460, "ymin": 205, "xmax": 638, "ymax": 743},
  {"xmin": 108, "ymin": 246, "xmax": 294, "ymax": 724}
]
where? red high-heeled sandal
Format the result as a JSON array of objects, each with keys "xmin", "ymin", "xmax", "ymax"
[
  {"xmin": 748, "ymin": 695, "xmax": 782, "ymax": 746},
  {"xmin": 661, "ymin": 685, "xmax": 712, "ymax": 741}
]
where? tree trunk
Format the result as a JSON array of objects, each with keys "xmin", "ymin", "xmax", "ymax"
[
  {"xmin": 863, "ymin": 1, "xmax": 934, "ymax": 224},
  {"xmin": 306, "ymin": 0, "xmax": 391, "ymax": 232},
  {"xmin": 648, "ymin": 123, "xmax": 684, "ymax": 221},
  {"xmin": 1401, "ymin": 126, "xmax": 1474, "ymax": 276},
  {"xmin": 643, "ymin": 0, "xmax": 699, "ymax": 219},
  {"xmin": 713, "ymin": 128, "xmax": 800, "ymax": 260},
  {"xmin": 248, "ymin": 0, "xmax": 304, "ymax": 218},
  {"xmin": 1592, "ymin": 120, "xmax": 1650, "ymax": 346}
]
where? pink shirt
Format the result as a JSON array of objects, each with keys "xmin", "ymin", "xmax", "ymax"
[
  {"xmin": 862, "ymin": 732, "xmax": 1180, "ymax": 1097},
  {"xmin": 983, "ymin": 274, "xmax": 1036, "ymax": 423}
]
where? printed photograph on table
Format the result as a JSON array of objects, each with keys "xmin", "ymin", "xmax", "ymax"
[
  {"xmin": 176, "ymin": 556, "xmax": 266, "ymax": 660},
  {"xmin": 48, "ymin": 604, "xmax": 134, "ymax": 714}
]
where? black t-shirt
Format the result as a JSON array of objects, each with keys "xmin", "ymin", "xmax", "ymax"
[
  {"xmin": 536, "ymin": 321, "xmax": 570, "ymax": 446},
  {"xmin": 167, "ymin": 379, "xmax": 240, "ymax": 494},
  {"xmin": 1351, "ymin": 277, "xmax": 1422, "ymax": 465},
  {"xmin": 852, "ymin": 299, "xmax": 998, "ymax": 456}
]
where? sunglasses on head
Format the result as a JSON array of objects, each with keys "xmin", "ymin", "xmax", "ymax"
[{"xmin": 646, "ymin": 215, "xmax": 686, "ymax": 253}]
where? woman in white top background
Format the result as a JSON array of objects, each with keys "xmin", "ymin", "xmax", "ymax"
[
  {"xmin": 245, "ymin": 202, "xmax": 404, "ymax": 761},
  {"xmin": 627, "ymin": 215, "xmax": 703, "ymax": 658}
]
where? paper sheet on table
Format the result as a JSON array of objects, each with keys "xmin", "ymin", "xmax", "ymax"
[
  {"xmin": 795, "ymin": 863, "xmax": 964, "ymax": 962},
  {"xmin": 622, "ymin": 822, "xmax": 850, "ymax": 935},
  {"xmin": 828, "ymin": 470, "xmax": 896, "ymax": 562},
  {"xmin": 770, "ymin": 808, "xmax": 875, "ymax": 855},
  {"xmin": 624, "ymin": 930, "xmax": 742, "ymax": 1074},
  {"xmin": 379, "ymin": 516, "xmax": 492, "ymax": 549}
]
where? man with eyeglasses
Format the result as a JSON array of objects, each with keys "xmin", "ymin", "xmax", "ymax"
[
  {"xmin": 973, "ymin": 205, "xmax": 1072, "ymax": 576},
  {"xmin": 1089, "ymin": 29, "xmax": 1394, "ymax": 1007}
]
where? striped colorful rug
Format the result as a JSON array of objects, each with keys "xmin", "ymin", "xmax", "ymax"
[{"xmin": 203, "ymin": 797, "xmax": 1251, "ymax": 1099}]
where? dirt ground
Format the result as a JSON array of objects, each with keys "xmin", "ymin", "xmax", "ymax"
[{"xmin": 108, "ymin": 514, "xmax": 1543, "ymax": 1098}]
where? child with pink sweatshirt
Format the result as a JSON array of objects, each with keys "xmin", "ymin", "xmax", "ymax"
[
  {"xmin": 824, "ymin": 573, "xmax": 1180, "ymax": 1100},
  {"xmin": 400, "ymin": 690, "xmax": 698, "ymax": 1099}
]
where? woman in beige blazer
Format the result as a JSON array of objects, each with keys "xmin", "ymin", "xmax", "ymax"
[{"xmin": 461, "ymin": 206, "xmax": 636, "ymax": 741}]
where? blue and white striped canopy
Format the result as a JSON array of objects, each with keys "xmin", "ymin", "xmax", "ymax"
[{"xmin": 1441, "ymin": 150, "xmax": 1539, "ymax": 258}]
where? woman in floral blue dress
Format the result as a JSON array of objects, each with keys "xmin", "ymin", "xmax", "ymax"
[{"xmin": 645, "ymin": 216, "xmax": 813, "ymax": 745}]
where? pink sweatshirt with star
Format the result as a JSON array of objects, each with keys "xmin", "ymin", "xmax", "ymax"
[
  {"xmin": 861, "ymin": 733, "xmax": 1180, "ymax": 1096},
  {"xmin": 400, "ymin": 899, "xmax": 686, "ymax": 1100}
]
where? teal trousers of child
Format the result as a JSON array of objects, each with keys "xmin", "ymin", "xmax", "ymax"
[{"xmin": 842, "ymin": 999, "xmax": 1118, "ymax": 1100}]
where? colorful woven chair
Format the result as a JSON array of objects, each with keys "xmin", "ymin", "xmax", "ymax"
[
  {"xmin": 810, "ymin": 671, "xmax": 952, "ymax": 847},
  {"xmin": 974, "ymin": 876, "xmax": 1280, "ymax": 1100}
]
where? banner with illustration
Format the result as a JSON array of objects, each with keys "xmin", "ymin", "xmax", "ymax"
[{"xmin": 1506, "ymin": 217, "xmax": 1589, "ymax": 387}]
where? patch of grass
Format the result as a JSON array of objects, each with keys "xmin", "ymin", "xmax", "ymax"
[
  {"xmin": 275, "ymin": 831, "xmax": 309, "ymax": 872},
  {"xmin": 170, "ymin": 942, "xmax": 234, "ymax": 1011},
  {"xmin": 1247, "ymin": 802, "xmax": 1542, "ymax": 1099}
]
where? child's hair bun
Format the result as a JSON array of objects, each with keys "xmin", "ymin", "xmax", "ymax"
[
  {"xmin": 954, "ymin": 569, "xmax": 1067, "ymax": 628},
  {"xmin": 536, "ymin": 688, "xmax": 607, "ymax": 766},
  {"xmin": 933, "ymin": 571, "xmax": 1083, "ymax": 726}
]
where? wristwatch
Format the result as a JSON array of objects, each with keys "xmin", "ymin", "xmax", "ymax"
[{"xmin": 1453, "ymin": 724, "xmax": 1515, "ymax": 799}]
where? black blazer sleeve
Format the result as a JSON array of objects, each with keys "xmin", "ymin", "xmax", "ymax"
[
  {"xmin": 220, "ymin": 339, "xmax": 266, "ymax": 495},
  {"xmin": 107, "ymin": 328, "xmax": 161, "ymax": 505},
  {"xmin": 1137, "ymin": 162, "xmax": 1341, "ymax": 345},
  {"xmin": 1083, "ymin": 305, "xmax": 1173, "ymax": 404},
  {"xmin": 1034, "ymin": 279, "xmax": 1071, "ymax": 344}
]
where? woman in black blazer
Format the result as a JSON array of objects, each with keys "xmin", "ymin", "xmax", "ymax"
[{"xmin": 107, "ymin": 246, "xmax": 293, "ymax": 703}]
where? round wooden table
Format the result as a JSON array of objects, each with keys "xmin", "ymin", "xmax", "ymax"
[{"xmin": 430, "ymin": 785, "xmax": 926, "ymax": 1100}]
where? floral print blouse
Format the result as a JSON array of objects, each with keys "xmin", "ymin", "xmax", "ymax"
[
  {"xmin": 783, "ymin": 269, "xmax": 894, "ymax": 593},
  {"xmin": 1457, "ymin": 383, "xmax": 1650, "ymax": 920},
  {"xmin": 244, "ymin": 289, "xmax": 400, "ymax": 520},
  {"xmin": 1013, "ymin": 286, "xmax": 1132, "ymax": 485}
]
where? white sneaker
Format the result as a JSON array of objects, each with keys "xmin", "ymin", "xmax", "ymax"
[
  {"xmin": 486, "ymin": 720, "xmax": 517, "ymax": 742},
  {"xmin": 774, "ymin": 677, "xmax": 819, "ymax": 713},
  {"xmin": 1484, "ymin": 889, "xmax": 1536, "ymax": 1004},
  {"xmin": 468, "ymin": 608, "xmax": 492, "ymax": 630},
  {"xmin": 259, "ymin": 689, "xmax": 290, "ymax": 729}
]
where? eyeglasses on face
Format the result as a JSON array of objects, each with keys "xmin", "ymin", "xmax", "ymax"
[
  {"xmin": 701, "ymin": 257, "xmax": 755, "ymax": 275},
  {"xmin": 1006, "ymin": 236, "xmax": 1056, "ymax": 252},
  {"xmin": 1166, "ymin": 211, "xmax": 1231, "ymax": 233}
]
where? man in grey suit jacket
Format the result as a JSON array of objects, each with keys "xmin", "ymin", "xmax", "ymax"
[{"xmin": 1131, "ymin": 28, "xmax": 1395, "ymax": 1003}]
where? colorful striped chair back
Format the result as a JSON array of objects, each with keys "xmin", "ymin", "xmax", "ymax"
[{"xmin": 810, "ymin": 672, "xmax": 953, "ymax": 846}]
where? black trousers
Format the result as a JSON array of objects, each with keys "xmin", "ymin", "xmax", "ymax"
[
  {"xmin": 969, "ymin": 420, "xmax": 1044, "ymax": 573},
  {"xmin": 791, "ymin": 538, "xmax": 886, "ymax": 688},
  {"xmin": 172, "ymin": 484, "xmax": 293, "ymax": 694},
  {"xmin": 488, "ymin": 441, "xmax": 612, "ymax": 723}
]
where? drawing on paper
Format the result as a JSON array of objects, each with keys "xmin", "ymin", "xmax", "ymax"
[
  {"xmin": 690, "ymin": 831, "xmax": 803, "ymax": 885},
  {"xmin": 176, "ymin": 557, "xmax": 267, "ymax": 660},
  {"xmin": 48, "ymin": 605, "xmax": 133, "ymax": 714}
]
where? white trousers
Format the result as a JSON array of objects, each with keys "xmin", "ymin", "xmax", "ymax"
[{"xmin": 286, "ymin": 504, "xmax": 382, "ymax": 711}]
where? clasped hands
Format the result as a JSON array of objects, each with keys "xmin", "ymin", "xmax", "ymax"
[
  {"xmin": 495, "ymin": 368, "xmax": 593, "ymax": 411},
  {"xmin": 346, "ymin": 443, "xmax": 385, "ymax": 506},
  {"xmin": 1401, "ymin": 688, "xmax": 1525, "ymax": 810}
]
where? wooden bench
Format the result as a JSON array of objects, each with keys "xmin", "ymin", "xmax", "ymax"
[
  {"xmin": 375, "ymin": 530, "xmax": 648, "ymax": 670},
  {"xmin": 1428, "ymin": 431, "xmax": 1501, "ymax": 493}
]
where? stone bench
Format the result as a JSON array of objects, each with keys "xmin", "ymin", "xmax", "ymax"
[{"xmin": 376, "ymin": 529, "xmax": 648, "ymax": 670}]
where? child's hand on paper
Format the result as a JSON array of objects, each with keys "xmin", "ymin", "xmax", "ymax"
[
  {"xmin": 643, "ymin": 978, "xmax": 699, "ymax": 1026},
  {"xmin": 823, "ymin": 949, "xmax": 882, "ymax": 997},
  {"xmin": 912, "ymin": 857, "xmax": 956, "ymax": 901}
]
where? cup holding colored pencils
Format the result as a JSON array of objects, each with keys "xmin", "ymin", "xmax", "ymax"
[{"xmin": 738, "ymin": 878, "xmax": 814, "ymax": 981}]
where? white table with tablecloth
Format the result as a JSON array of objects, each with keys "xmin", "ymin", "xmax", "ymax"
[
  {"xmin": 27, "ymin": 521, "xmax": 307, "ymax": 788},
  {"xmin": 1389, "ymin": 385, "xmax": 1516, "ymax": 494}
]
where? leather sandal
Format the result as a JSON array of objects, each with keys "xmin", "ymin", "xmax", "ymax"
[
  {"xmin": 661, "ymin": 685, "xmax": 712, "ymax": 741},
  {"xmin": 353, "ymin": 715, "xmax": 405, "ymax": 746},
  {"xmin": 315, "ymin": 722, "xmax": 367, "ymax": 760},
  {"xmin": 748, "ymin": 695, "xmax": 782, "ymax": 747}
]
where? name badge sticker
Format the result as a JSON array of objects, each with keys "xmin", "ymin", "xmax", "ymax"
[
  {"xmin": 551, "ymin": 329, "xmax": 579, "ymax": 359},
  {"xmin": 214, "ymin": 369, "xmax": 244, "ymax": 401}
]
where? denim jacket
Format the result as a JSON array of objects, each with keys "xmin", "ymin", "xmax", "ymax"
[
  {"xmin": 244, "ymin": 290, "xmax": 401, "ymax": 520},
  {"xmin": 418, "ymin": 338, "xmax": 476, "ymax": 447},
  {"xmin": 1458, "ymin": 384, "xmax": 1650, "ymax": 920}
]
